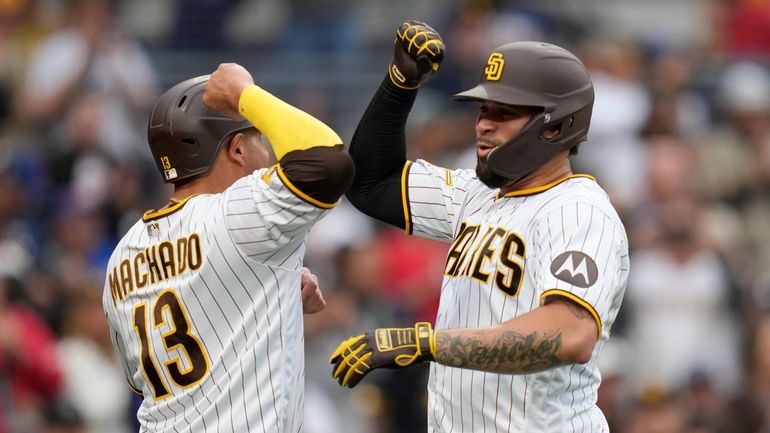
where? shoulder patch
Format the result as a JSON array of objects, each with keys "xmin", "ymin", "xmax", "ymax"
[{"xmin": 550, "ymin": 251, "xmax": 598, "ymax": 288}]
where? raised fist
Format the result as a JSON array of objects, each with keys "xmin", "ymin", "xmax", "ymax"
[
  {"xmin": 202, "ymin": 63, "xmax": 254, "ymax": 120},
  {"xmin": 388, "ymin": 20, "xmax": 445, "ymax": 89}
]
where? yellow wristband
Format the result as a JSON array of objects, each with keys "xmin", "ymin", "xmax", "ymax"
[{"xmin": 238, "ymin": 85, "xmax": 342, "ymax": 160}]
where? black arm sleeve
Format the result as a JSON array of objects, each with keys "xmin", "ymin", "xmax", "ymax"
[
  {"xmin": 345, "ymin": 76, "xmax": 419, "ymax": 229},
  {"xmin": 280, "ymin": 145, "xmax": 354, "ymax": 205}
]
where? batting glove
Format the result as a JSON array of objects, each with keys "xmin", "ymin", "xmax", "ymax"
[
  {"xmin": 330, "ymin": 322, "xmax": 436, "ymax": 388},
  {"xmin": 388, "ymin": 20, "xmax": 445, "ymax": 90}
]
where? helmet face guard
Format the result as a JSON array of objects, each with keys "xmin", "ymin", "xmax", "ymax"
[
  {"xmin": 486, "ymin": 103, "xmax": 593, "ymax": 179},
  {"xmin": 453, "ymin": 42, "xmax": 595, "ymax": 180},
  {"xmin": 486, "ymin": 113, "xmax": 560, "ymax": 180},
  {"xmin": 147, "ymin": 76, "xmax": 252, "ymax": 184}
]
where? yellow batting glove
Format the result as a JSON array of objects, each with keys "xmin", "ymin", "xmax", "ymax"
[
  {"xmin": 329, "ymin": 322, "xmax": 436, "ymax": 388},
  {"xmin": 388, "ymin": 21, "xmax": 446, "ymax": 89}
]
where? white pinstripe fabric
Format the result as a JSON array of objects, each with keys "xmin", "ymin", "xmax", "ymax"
[
  {"xmin": 408, "ymin": 159, "xmax": 628, "ymax": 433},
  {"xmin": 103, "ymin": 166, "xmax": 329, "ymax": 433}
]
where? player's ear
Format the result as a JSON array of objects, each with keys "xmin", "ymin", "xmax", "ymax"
[{"xmin": 225, "ymin": 132, "xmax": 247, "ymax": 168}]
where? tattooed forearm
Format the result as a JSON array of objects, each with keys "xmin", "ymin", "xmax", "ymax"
[{"xmin": 434, "ymin": 329, "xmax": 563, "ymax": 374}]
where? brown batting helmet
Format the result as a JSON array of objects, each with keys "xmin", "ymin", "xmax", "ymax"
[
  {"xmin": 147, "ymin": 76, "xmax": 252, "ymax": 183},
  {"xmin": 453, "ymin": 41, "xmax": 594, "ymax": 179}
]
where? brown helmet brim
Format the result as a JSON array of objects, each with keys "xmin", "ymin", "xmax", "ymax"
[{"xmin": 452, "ymin": 82, "xmax": 553, "ymax": 110}]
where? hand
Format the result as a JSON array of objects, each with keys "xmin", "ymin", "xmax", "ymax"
[
  {"xmin": 329, "ymin": 322, "xmax": 435, "ymax": 387},
  {"xmin": 388, "ymin": 20, "xmax": 446, "ymax": 89},
  {"xmin": 301, "ymin": 267, "xmax": 326, "ymax": 314},
  {"xmin": 202, "ymin": 63, "xmax": 255, "ymax": 120}
]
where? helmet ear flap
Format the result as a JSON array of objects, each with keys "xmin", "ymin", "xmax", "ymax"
[
  {"xmin": 550, "ymin": 104, "xmax": 593, "ymax": 151},
  {"xmin": 541, "ymin": 113, "xmax": 563, "ymax": 142}
]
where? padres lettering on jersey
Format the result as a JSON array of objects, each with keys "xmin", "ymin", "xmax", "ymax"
[
  {"xmin": 444, "ymin": 223, "xmax": 525, "ymax": 296},
  {"xmin": 107, "ymin": 233, "xmax": 202, "ymax": 305},
  {"xmin": 103, "ymin": 166, "xmax": 333, "ymax": 433},
  {"xmin": 405, "ymin": 159, "xmax": 628, "ymax": 433}
]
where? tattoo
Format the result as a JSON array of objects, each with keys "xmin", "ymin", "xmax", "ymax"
[
  {"xmin": 434, "ymin": 330, "xmax": 562, "ymax": 373},
  {"xmin": 565, "ymin": 301, "xmax": 593, "ymax": 320}
]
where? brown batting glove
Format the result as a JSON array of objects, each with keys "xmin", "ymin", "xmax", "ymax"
[
  {"xmin": 330, "ymin": 322, "xmax": 436, "ymax": 388},
  {"xmin": 388, "ymin": 21, "xmax": 445, "ymax": 90}
]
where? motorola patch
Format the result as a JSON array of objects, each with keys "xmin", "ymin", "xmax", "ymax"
[{"xmin": 550, "ymin": 251, "xmax": 598, "ymax": 288}]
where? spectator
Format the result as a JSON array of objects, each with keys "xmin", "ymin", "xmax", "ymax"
[
  {"xmin": 574, "ymin": 39, "xmax": 651, "ymax": 213},
  {"xmin": 56, "ymin": 290, "xmax": 131, "ymax": 433},
  {"xmin": 0, "ymin": 277, "xmax": 62, "ymax": 433},
  {"xmin": 720, "ymin": 312, "xmax": 770, "ymax": 433},
  {"xmin": 626, "ymin": 196, "xmax": 741, "ymax": 393},
  {"xmin": 41, "ymin": 400, "xmax": 85, "ymax": 433},
  {"xmin": 698, "ymin": 61, "xmax": 770, "ymax": 306},
  {"xmin": 15, "ymin": 0, "xmax": 158, "ymax": 164}
]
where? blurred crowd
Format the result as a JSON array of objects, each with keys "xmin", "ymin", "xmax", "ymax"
[{"xmin": 0, "ymin": 0, "xmax": 769, "ymax": 432}]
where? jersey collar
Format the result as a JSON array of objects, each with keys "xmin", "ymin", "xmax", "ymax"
[
  {"xmin": 497, "ymin": 174, "xmax": 595, "ymax": 199},
  {"xmin": 142, "ymin": 194, "xmax": 199, "ymax": 222}
]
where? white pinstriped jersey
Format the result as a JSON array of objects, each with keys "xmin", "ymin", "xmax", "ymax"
[
  {"xmin": 103, "ymin": 165, "xmax": 333, "ymax": 433},
  {"xmin": 404, "ymin": 159, "xmax": 629, "ymax": 433}
]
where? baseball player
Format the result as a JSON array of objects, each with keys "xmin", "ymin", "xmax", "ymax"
[
  {"xmin": 330, "ymin": 22, "xmax": 629, "ymax": 432},
  {"xmin": 102, "ymin": 64, "xmax": 353, "ymax": 432}
]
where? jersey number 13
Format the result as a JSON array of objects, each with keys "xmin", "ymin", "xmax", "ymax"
[{"xmin": 133, "ymin": 289, "xmax": 210, "ymax": 400}]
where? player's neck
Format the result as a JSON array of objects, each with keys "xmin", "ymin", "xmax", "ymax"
[
  {"xmin": 499, "ymin": 154, "xmax": 573, "ymax": 195},
  {"xmin": 170, "ymin": 172, "xmax": 233, "ymax": 204}
]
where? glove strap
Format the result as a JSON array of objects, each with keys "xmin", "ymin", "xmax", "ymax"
[
  {"xmin": 414, "ymin": 322, "xmax": 436, "ymax": 362},
  {"xmin": 388, "ymin": 62, "xmax": 420, "ymax": 90},
  {"xmin": 376, "ymin": 322, "xmax": 436, "ymax": 367}
]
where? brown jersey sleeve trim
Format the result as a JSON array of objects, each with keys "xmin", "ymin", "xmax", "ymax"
[
  {"xmin": 277, "ymin": 145, "xmax": 354, "ymax": 208},
  {"xmin": 275, "ymin": 164, "xmax": 337, "ymax": 209}
]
